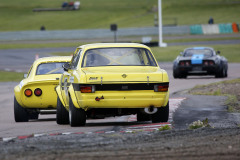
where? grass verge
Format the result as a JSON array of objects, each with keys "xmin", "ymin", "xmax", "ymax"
[
  {"xmin": 189, "ymin": 79, "xmax": 240, "ymax": 112},
  {"xmin": 158, "ymin": 125, "xmax": 171, "ymax": 131},
  {"xmin": 0, "ymin": 42, "xmax": 82, "ymax": 50},
  {"xmin": 0, "ymin": 71, "xmax": 24, "ymax": 82}
]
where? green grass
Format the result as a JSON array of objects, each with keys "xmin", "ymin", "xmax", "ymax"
[
  {"xmin": 163, "ymin": 0, "xmax": 240, "ymax": 25},
  {"xmin": 0, "ymin": 71, "xmax": 24, "ymax": 82},
  {"xmin": 0, "ymin": 42, "xmax": 85, "ymax": 49},
  {"xmin": 0, "ymin": 0, "xmax": 240, "ymax": 31},
  {"xmin": 0, "ymin": 0, "xmax": 156, "ymax": 31},
  {"xmin": 1, "ymin": 36, "xmax": 240, "ymax": 50},
  {"xmin": 158, "ymin": 125, "xmax": 171, "ymax": 131}
]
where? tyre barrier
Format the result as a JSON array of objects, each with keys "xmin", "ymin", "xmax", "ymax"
[
  {"xmin": 190, "ymin": 23, "xmax": 239, "ymax": 34},
  {"xmin": 232, "ymin": 22, "xmax": 239, "ymax": 33},
  {"xmin": 219, "ymin": 23, "xmax": 233, "ymax": 33},
  {"xmin": 190, "ymin": 25, "xmax": 203, "ymax": 34}
]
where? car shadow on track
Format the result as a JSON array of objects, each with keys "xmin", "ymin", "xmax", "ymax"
[
  {"xmin": 179, "ymin": 76, "xmax": 225, "ymax": 79},
  {"xmin": 85, "ymin": 121, "xmax": 152, "ymax": 127},
  {"xmin": 29, "ymin": 118, "xmax": 56, "ymax": 122},
  {"xmin": 28, "ymin": 118, "xmax": 152, "ymax": 127}
]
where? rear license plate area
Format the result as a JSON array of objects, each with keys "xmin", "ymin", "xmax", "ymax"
[{"xmin": 192, "ymin": 66, "xmax": 202, "ymax": 71}]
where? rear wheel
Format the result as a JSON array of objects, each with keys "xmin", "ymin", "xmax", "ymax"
[
  {"xmin": 173, "ymin": 69, "xmax": 180, "ymax": 78},
  {"xmin": 215, "ymin": 66, "xmax": 225, "ymax": 78},
  {"xmin": 14, "ymin": 96, "xmax": 29, "ymax": 122},
  {"xmin": 180, "ymin": 74, "xmax": 187, "ymax": 79},
  {"xmin": 56, "ymin": 97, "xmax": 69, "ymax": 124},
  {"xmin": 152, "ymin": 102, "xmax": 169, "ymax": 123},
  {"xmin": 29, "ymin": 113, "xmax": 39, "ymax": 120},
  {"xmin": 69, "ymin": 96, "xmax": 86, "ymax": 127},
  {"xmin": 137, "ymin": 111, "xmax": 151, "ymax": 121},
  {"xmin": 225, "ymin": 68, "xmax": 228, "ymax": 77}
]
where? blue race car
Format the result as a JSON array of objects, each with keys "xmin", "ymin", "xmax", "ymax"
[{"xmin": 173, "ymin": 47, "xmax": 228, "ymax": 78}]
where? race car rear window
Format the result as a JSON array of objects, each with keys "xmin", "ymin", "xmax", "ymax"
[
  {"xmin": 82, "ymin": 47, "xmax": 157, "ymax": 67},
  {"xmin": 184, "ymin": 49, "xmax": 213, "ymax": 57},
  {"xmin": 36, "ymin": 62, "xmax": 66, "ymax": 75}
]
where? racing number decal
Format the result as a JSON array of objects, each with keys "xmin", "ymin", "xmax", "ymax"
[{"xmin": 60, "ymin": 73, "xmax": 70, "ymax": 106}]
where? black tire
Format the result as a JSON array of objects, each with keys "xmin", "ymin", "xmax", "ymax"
[
  {"xmin": 56, "ymin": 97, "xmax": 69, "ymax": 124},
  {"xmin": 29, "ymin": 113, "xmax": 39, "ymax": 120},
  {"xmin": 223, "ymin": 67, "xmax": 226, "ymax": 78},
  {"xmin": 173, "ymin": 69, "xmax": 180, "ymax": 78},
  {"xmin": 137, "ymin": 111, "xmax": 151, "ymax": 122},
  {"xmin": 152, "ymin": 102, "xmax": 169, "ymax": 123},
  {"xmin": 225, "ymin": 68, "xmax": 228, "ymax": 77},
  {"xmin": 14, "ymin": 96, "xmax": 29, "ymax": 122},
  {"xmin": 69, "ymin": 96, "xmax": 86, "ymax": 127},
  {"xmin": 215, "ymin": 66, "xmax": 225, "ymax": 78},
  {"xmin": 180, "ymin": 74, "xmax": 187, "ymax": 79}
]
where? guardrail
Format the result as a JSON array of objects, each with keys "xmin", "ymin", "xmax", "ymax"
[
  {"xmin": 0, "ymin": 24, "xmax": 238, "ymax": 41},
  {"xmin": 0, "ymin": 26, "xmax": 189, "ymax": 41}
]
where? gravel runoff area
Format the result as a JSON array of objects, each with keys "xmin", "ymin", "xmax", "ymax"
[
  {"xmin": 0, "ymin": 127, "xmax": 239, "ymax": 160},
  {"xmin": 1, "ymin": 93, "xmax": 240, "ymax": 160}
]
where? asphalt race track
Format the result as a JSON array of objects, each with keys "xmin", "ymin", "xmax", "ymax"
[{"xmin": 0, "ymin": 45, "xmax": 240, "ymax": 138}]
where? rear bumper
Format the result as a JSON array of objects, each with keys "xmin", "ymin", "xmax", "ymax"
[
  {"xmin": 74, "ymin": 90, "xmax": 169, "ymax": 110},
  {"xmin": 176, "ymin": 65, "xmax": 218, "ymax": 75}
]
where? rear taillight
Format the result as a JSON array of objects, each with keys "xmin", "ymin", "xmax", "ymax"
[
  {"xmin": 24, "ymin": 89, "xmax": 32, "ymax": 97},
  {"xmin": 180, "ymin": 61, "xmax": 185, "ymax": 66},
  {"xmin": 179, "ymin": 61, "xmax": 190, "ymax": 66},
  {"xmin": 209, "ymin": 61, "xmax": 214, "ymax": 65},
  {"xmin": 154, "ymin": 84, "xmax": 169, "ymax": 92},
  {"xmin": 204, "ymin": 61, "xmax": 214, "ymax": 66},
  {"xmin": 80, "ymin": 85, "xmax": 95, "ymax": 93},
  {"xmin": 34, "ymin": 88, "xmax": 42, "ymax": 96}
]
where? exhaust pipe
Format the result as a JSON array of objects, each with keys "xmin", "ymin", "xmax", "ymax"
[
  {"xmin": 39, "ymin": 110, "xmax": 56, "ymax": 115},
  {"xmin": 144, "ymin": 106, "xmax": 158, "ymax": 114}
]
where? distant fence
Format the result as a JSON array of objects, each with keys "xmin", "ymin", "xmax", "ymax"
[
  {"xmin": 0, "ymin": 26, "xmax": 190, "ymax": 41},
  {"xmin": 190, "ymin": 23, "xmax": 239, "ymax": 34},
  {"xmin": 0, "ymin": 24, "xmax": 238, "ymax": 41}
]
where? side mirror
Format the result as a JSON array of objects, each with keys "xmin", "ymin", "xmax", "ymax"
[
  {"xmin": 180, "ymin": 52, "xmax": 183, "ymax": 55},
  {"xmin": 63, "ymin": 63, "xmax": 70, "ymax": 71},
  {"xmin": 217, "ymin": 51, "xmax": 220, "ymax": 54},
  {"xmin": 24, "ymin": 74, "xmax": 28, "ymax": 78}
]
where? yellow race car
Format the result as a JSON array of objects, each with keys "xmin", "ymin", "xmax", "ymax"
[
  {"xmin": 14, "ymin": 56, "xmax": 71, "ymax": 122},
  {"xmin": 56, "ymin": 43, "xmax": 169, "ymax": 126}
]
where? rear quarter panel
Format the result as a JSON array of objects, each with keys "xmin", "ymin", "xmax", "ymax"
[{"xmin": 20, "ymin": 81, "xmax": 59, "ymax": 109}]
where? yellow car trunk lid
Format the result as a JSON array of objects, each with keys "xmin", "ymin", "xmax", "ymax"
[
  {"xmin": 33, "ymin": 74, "xmax": 61, "ymax": 82},
  {"xmin": 82, "ymin": 66, "xmax": 163, "ymax": 83}
]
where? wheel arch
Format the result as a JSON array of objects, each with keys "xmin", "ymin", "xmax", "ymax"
[
  {"xmin": 14, "ymin": 85, "xmax": 24, "ymax": 107},
  {"xmin": 68, "ymin": 84, "xmax": 80, "ymax": 109},
  {"xmin": 163, "ymin": 91, "xmax": 170, "ymax": 107},
  {"xmin": 55, "ymin": 85, "xmax": 65, "ymax": 107}
]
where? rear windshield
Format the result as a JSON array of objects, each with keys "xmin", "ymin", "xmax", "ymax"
[
  {"xmin": 82, "ymin": 47, "xmax": 157, "ymax": 67},
  {"xmin": 184, "ymin": 49, "xmax": 213, "ymax": 57},
  {"xmin": 36, "ymin": 62, "xmax": 66, "ymax": 75}
]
